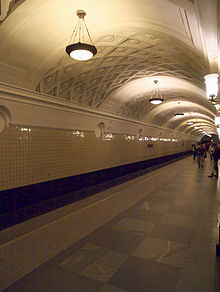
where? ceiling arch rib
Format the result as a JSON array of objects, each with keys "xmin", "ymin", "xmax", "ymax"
[
  {"xmin": 165, "ymin": 110, "xmax": 215, "ymax": 129},
  {"xmin": 187, "ymin": 125, "xmax": 217, "ymax": 136},
  {"xmin": 177, "ymin": 117, "xmax": 216, "ymax": 132},
  {"xmin": 185, "ymin": 120, "xmax": 217, "ymax": 135},
  {"xmin": 146, "ymin": 100, "xmax": 215, "ymax": 127}
]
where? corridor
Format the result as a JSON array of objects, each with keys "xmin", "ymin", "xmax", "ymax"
[{"xmin": 2, "ymin": 156, "xmax": 220, "ymax": 292}]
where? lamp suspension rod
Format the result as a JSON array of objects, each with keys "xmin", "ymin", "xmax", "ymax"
[
  {"xmin": 150, "ymin": 87, "xmax": 156, "ymax": 99},
  {"xmin": 68, "ymin": 19, "xmax": 80, "ymax": 45},
  {"xmin": 82, "ymin": 18, "xmax": 85, "ymax": 42},
  {"xmin": 83, "ymin": 18, "xmax": 94, "ymax": 45},
  {"xmin": 79, "ymin": 18, "xmax": 82, "ymax": 42}
]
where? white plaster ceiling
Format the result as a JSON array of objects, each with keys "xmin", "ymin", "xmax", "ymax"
[{"xmin": 0, "ymin": 0, "xmax": 219, "ymax": 136}]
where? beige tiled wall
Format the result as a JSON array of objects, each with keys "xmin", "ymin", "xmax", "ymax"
[{"xmin": 0, "ymin": 126, "xmax": 191, "ymax": 191}]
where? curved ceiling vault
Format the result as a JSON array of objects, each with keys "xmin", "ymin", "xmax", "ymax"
[{"xmin": 0, "ymin": 0, "xmax": 219, "ymax": 138}]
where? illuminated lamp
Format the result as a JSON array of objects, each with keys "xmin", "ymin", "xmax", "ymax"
[
  {"xmin": 66, "ymin": 10, "xmax": 97, "ymax": 61},
  {"xmin": 187, "ymin": 121, "xmax": 194, "ymax": 125},
  {"xmin": 204, "ymin": 74, "xmax": 219, "ymax": 99},
  {"xmin": 174, "ymin": 112, "xmax": 184, "ymax": 117},
  {"xmin": 149, "ymin": 80, "xmax": 164, "ymax": 105},
  {"xmin": 174, "ymin": 102, "xmax": 184, "ymax": 116}
]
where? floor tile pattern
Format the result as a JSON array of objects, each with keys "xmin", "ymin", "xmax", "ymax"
[{"xmin": 4, "ymin": 157, "xmax": 220, "ymax": 292}]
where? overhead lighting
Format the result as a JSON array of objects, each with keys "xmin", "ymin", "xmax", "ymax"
[
  {"xmin": 198, "ymin": 129, "xmax": 203, "ymax": 132},
  {"xmin": 149, "ymin": 80, "xmax": 164, "ymax": 105},
  {"xmin": 187, "ymin": 121, "xmax": 194, "ymax": 125},
  {"xmin": 66, "ymin": 10, "xmax": 97, "ymax": 61},
  {"xmin": 174, "ymin": 102, "xmax": 184, "ymax": 117},
  {"xmin": 204, "ymin": 73, "xmax": 219, "ymax": 99},
  {"xmin": 174, "ymin": 113, "xmax": 184, "ymax": 116}
]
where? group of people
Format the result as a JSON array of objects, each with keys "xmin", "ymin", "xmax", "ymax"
[{"xmin": 192, "ymin": 142, "xmax": 220, "ymax": 178}]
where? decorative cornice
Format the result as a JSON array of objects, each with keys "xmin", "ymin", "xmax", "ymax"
[{"xmin": 0, "ymin": 82, "xmax": 195, "ymax": 138}]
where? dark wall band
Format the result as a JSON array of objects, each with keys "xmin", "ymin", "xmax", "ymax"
[{"xmin": 0, "ymin": 151, "xmax": 191, "ymax": 230}]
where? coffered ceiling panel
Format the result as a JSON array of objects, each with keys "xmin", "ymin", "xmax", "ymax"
[{"xmin": 0, "ymin": 0, "xmax": 219, "ymax": 136}]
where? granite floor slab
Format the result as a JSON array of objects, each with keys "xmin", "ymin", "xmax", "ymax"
[
  {"xmin": 132, "ymin": 236, "xmax": 190, "ymax": 267},
  {"xmin": 108, "ymin": 256, "xmax": 181, "ymax": 292},
  {"xmin": 3, "ymin": 157, "xmax": 219, "ymax": 292}
]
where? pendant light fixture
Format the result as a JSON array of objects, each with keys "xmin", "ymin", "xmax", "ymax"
[
  {"xmin": 204, "ymin": 74, "xmax": 219, "ymax": 99},
  {"xmin": 186, "ymin": 113, "xmax": 193, "ymax": 125},
  {"xmin": 66, "ymin": 10, "xmax": 97, "ymax": 61},
  {"xmin": 174, "ymin": 102, "xmax": 184, "ymax": 117},
  {"xmin": 149, "ymin": 80, "xmax": 164, "ymax": 105}
]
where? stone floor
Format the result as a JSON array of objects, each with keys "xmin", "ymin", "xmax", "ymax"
[{"xmin": 3, "ymin": 156, "xmax": 220, "ymax": 292}]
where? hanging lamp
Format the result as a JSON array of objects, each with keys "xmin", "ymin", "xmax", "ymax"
[
  {"xmin": 204, "ymin": 74, "xmax": 219, "ymax": 99},
  {"xmin": 149, "ymin": 80, "xmax": 164, "ymax": 105},
  {"xmin": 174, "ymin": 102, "xmax": 184, "ymax": 116},
  {"xmin": 66, "ymin": 10, "xmax": 97, "ymax": 61},
  {"xmin": 186, "ymin": 113, "xmax": 193, "ymax": 125}
]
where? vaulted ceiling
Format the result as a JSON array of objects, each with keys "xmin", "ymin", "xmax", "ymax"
[{"xmin": 0, "ymin": 0, "xmax": 219, "ymax": 137}]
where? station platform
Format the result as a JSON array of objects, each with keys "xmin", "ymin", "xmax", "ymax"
[{"xmin": 1, "ymin": 156, "xmax": 220, "ymax": 292}]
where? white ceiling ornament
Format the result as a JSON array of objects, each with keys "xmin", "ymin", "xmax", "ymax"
[{"xmin": 37, "ymin": 32, "xmax": 207, "ymax": 110}]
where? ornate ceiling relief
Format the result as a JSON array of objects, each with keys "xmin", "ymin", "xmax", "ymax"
[
  {"xmin": 37, "ymin": 32, "xmax": 207, "ymax": 102},
  {"xmin": 36, "ymin": 31, "xmax": 213, "ymax": 133},
  {"xmin": 0, "ymin": 0, "xmax": 25, "ymax": 23},
  {"xmin": 116, "ymin": 95, "xmax": 154, "ymax": 120}
]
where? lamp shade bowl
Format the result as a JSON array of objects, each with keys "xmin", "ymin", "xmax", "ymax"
[
  {"xmin": 66, "ymin": 42, "xmax": 97, "ymax": 61},
  {"xmin": 149, "ymin": 98, "xmax": 163, "ymax": 105},
  {"xmin": 204, "ymin": 73, "xmax": 219, "ymax": 99},
  {"xmin": 174, "ymin": 113, "xmax": 184, "ymax": 116}
]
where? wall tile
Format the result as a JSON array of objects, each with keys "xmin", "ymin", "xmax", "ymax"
[{"xmin": 0, "ymin": 126, "xmax": 191, "ymax": 191}]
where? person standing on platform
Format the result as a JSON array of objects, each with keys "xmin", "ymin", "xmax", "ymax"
[
  {"xmin": 208, "ymin": 144, "xmax": 217, "ymax": 177},
  {"xmin": 209, "ymin": 144, "xmax": 216, "ymax": 161},
  {"xmin": 206, "ymin": 142, "xmax": 210, "ymax": 152},
  {"xmin": 192, "ymin": 144, "xmax": 197, "ymax": 160},
  {"xmin": 203, "ymin": 143, "xmax": 207, "ymax": 159},
  {"xmin": 213, "ymin": 144, "xmax": 220, "ymax": 178},
  {"xmin": 197, "ymin": 143, "xmax": 205, "ymax": 168}
]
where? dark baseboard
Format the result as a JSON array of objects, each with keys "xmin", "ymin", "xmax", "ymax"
[{"xmin": 0, "ymin": 151, "xmax": 191, "ymax": 230}]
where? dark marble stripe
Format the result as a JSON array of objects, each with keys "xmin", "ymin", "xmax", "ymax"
[{"xmin": 0, "ymin": 151, "xmax": 191, "ymax": 230}]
